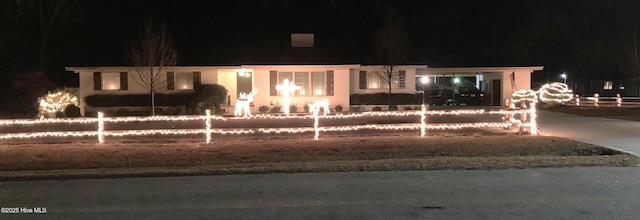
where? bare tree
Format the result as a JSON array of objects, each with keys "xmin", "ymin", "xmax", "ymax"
[
  {"xmin": 373, "ymin": 6, "xmax": 408, "ymax": 110},
  {"xmin": 15, "ymin": 0, "xmax": 78, "ymax": 68},
  {"xmin": 130, "ymin": 19, "xmax": 177, "ymax": 115},
  {"xmin": 624, "ymin": 31, "xmax": 640, "ymax": 96}
]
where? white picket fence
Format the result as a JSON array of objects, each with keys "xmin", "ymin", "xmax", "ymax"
[
  {"xmin": 0, "ymin": 107, "xmax": 537, "ymax": 144},
  {"xmin": 566, "ymin": 94, "xmax": 640, "ymax": 107}
]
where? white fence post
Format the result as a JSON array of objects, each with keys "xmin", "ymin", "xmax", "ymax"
[
  {"xmin": 594, "ymin": 93, "xmax": 599, "ymax": 107},
  {"xmin": 97, "ymin": 112, "xmax": 105, "ymax": 143},
  {"xmin": 575, "ymin": 94, "xmax": 580, "ymax": 106},
  {"xmin": 420, "ymin": 104, "xmax": 426, "ymax": 137},
  {"xmin": 205, "ymin": 109, "xmax": 211, "ymax": 143},
  {"xmin": 313, "ymin": 109, "xmax": 319, "ymax": 140},
  {"xmin": 616, "ymin": 93, "xmax": 621, "ymax": 107},
  {"xmin": 529, "ymin": 101, "xmax": 537, "ymax": 136}
]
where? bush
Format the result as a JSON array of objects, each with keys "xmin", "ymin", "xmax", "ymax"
[
  {"xmin": 192, "ymin": 84, "xmax": 228, "ymax": 114},
  {"xmin": 403, "ymin": 106, "xmax": 413, "ymax": 110},
  {"xmin": 350, "ymin": 106, "xmax": 361, "ymax": 112},
  {"xmin": 334, "ymin": 104, "xmax": 343, "ymax": 112},
  {"xmin": 85, "ymin": 93, "xmax": 194, "ymax": 107},
  {"xmin": 116, "ymin": 108, "xmax": 132, "ymax": 116},
  {"xmin": 389, "ymin": 105, "xmax": 398, "ymax": 111},
  {"xmin": 258, "ymin": 105, "xmax": 270, "ymax": 113},
  {"xmin": 413, "ymin": 106, "xmax": 421, "ymax": 110},
  {"xmin": 350, "ymin": 93, "xmax": 422, "ymax": 105},
  {"xmin": 64, "ymin": 105, "xmax": 81, "ymax": 117},
  {"xmin": 372, "ymin": 106, "xmax": 382, "ymax": 111},
  {"xmin": 303, "ymin": 103, "xmax": 310, "ymax": 113},
  {"xmin": 289, "ymin": 104, "xmax": 298, "ymax": 113},
  {"xmin": 270, "ymin": 105, "xmax": 281, "ymax": 113},
  {"xmin": 54, "ymin": 112, "xmax": 66, "ymax": 118}
]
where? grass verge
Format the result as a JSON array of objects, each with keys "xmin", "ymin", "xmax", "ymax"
[{"xmin": 0, "ymin": 132, "xmax": 637, "ymax": 180}]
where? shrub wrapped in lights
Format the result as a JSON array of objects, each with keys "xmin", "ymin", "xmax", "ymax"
[
  {"xmin": 511, "ymin": 89, "xmax": 538, "ymax": 104},
  {"xmin": 538, "ymin": 82, "xmax": 573, "ymax": 104},
  {"xmin": 38, "ymin": 88, "xmax": 79, "ymax": 118}
]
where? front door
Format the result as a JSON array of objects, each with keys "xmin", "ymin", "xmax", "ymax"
[
  {"xmin": 237, "ymin": 71, "xmax": 253, "ymax": 98},
  {"xmin": 492, "ymin": 79, "xmax": 501, "ymax": 106}
]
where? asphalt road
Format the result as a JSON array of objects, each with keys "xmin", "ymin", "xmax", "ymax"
[
  {"xmin": 1, "ymin": 167, "xmax": 639, "ymax": 219},
  {"xmin": 538, "ymin": 110, "xmax": 640, "ymax": 157}
]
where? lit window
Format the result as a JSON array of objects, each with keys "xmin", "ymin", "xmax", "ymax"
[
  {"xmin": 102, "ymin": 72, "xmax": 120, "ymax": 90},
  {"xmin": 367, "ymin": 71, "xmax": 399, "ymax": 89},
  {"xmin": 277, "ymin": 71, "xmax": 325, "ymax": 96},
  {"xmin": 176, "ymin": 72, "xmax": 193, "ymax": 90},
  {"xmin": 294, "ymin": 72, "xmax": 309, "ymax": 96},
  {"xmin": 311, "ymin": 72, "xmax": 325, "ymax": 95},
  {"xmin": 604, "ymin": 81, "xmax": 612, "ymax": 90}
]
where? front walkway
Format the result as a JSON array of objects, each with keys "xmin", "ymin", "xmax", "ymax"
[{"xmin": 538, "ymin": 110, "xmax": 640, "ymax": 158}]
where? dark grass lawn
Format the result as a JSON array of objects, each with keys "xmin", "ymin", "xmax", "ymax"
[{"xmin": 0, "ymin": 130, "xmax": 636, "ymax": 180}]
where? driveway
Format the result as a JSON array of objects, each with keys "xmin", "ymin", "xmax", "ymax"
[{"xmin": 538, "ymin": 110, "xmax": 640, "ymax": 157}]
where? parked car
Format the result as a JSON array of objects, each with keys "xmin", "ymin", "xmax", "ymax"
[
  {"xmin": 426, "ymin": 87, "xmax": 484, "ymax": 106},
  {"xmin": 454, "ymin": 87, "xmax": 485, "ymax": 106}
]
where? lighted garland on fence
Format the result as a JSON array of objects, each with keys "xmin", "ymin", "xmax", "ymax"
[{"xmin": 0, "ymin": 106, "xmax": 535, "ymax": 143}]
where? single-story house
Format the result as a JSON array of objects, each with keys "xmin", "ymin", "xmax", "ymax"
[{"xmin": 66, "ymin": 65, "xmax": 543, "ymax": 116}]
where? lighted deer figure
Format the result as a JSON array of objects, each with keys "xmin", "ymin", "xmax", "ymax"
[
  {"xmin": 234, "ymin": 88, "xmax": 258, "ymax": 117},
  {"xmin": 308, "ymin": 99, "xmax": 330, "ymax": 115}
]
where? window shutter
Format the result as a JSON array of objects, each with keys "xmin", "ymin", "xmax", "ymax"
[
  {"xmin": 270, "ymin": 70, "xmax": 278, "ymax": 96},
  {"xmin": 167, "ymin": 72, "xmax": 174, "ymax": 90},
  {"xmin": 399, "ymin": 70, "xmax": 406, "ymax": 89},
  {"xmin": 193, "ymin": 72, "xmax": 201, "ymax": 89},
  {"xmin": 93, "ymin": 72, "xmax": 102, "ymax": 91},
  {"xmin": 359, "ymin": 71, "xmax": 367, "ymax": 89},
  {"xmin": 119, "ymin": 72, "xmax": 128, "ymax": 90},
  {"xmin": 326, "ymin": 70, "xmax": 334, "ymax": 96}
]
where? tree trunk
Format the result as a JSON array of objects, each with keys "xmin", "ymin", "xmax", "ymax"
[
  {"xmin": 388, "ymin": 85, "xmax": 392, "ymax": 110},
  {"xmin": 151, "ymin": 90, "xmax": 155, "ymax": 116}
]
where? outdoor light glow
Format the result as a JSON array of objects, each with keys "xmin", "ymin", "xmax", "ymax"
[
  {"xmin": 453, "ymin": 78, "xmax": 460, "ymax": 84},
  {"xmin": 421, "ymin": 76, "xmax": 429, "ymax": 84},
  {"xmin": 38, "ymin": 90, "xmax": 79, "ymax": 118},
  {"xmin": 234, "ymin": 88, "xmax": 258, "ymax": 117},
  {"xmin": 98, "ymin": 112, "xmax": 104, "ymax": 143},
  {"xmin": 560, "ymin": 73, "xmax": 567, "ymax": 79},
  {"xmin": 205, "ymin": 109, "xmax": 211, "ymax": 143},
  {"xmin": 308, "ymin": 99, "xmax": 330, "ymax": 115},
  {"xmin": 276, "ymin": 79, "xmax": 301, "ymax": 115},
  {"xmin": 538, "ymin": 82, "xmax": 573, "ymax": 104},
  {"xmin": 511, "ymin": 89, "xmax": 538, "ymax": 103},
  {"xmin": 1, "ymin": 106, "xmax": 537, "ymax": 142}
]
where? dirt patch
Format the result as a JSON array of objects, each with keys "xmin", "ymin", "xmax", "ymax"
[{"xmin": 0, "ymin": 131, "xmax": 636, "ymax": 180}]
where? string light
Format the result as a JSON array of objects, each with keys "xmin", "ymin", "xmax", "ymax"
[
  {"xmin": 98, "ymin": 112, "xmax": 104, "ymax": 143},
  {"xmin": 1, "ymin": 106, "xmax": 537, "ymax": 141},
  {"xmin": 38, "ymin": 90, "xmax": 78, "ymax": 118},
  {"xmin": 511, "ymin": 89, "xmax": 538, "ymax": 103},
  {"xmin": 234, "ymin": 88, "xmax": 258, "ymax": 117},
  {"xmin": 275, "ymin": 79, "xmax": 301, "ymax": 115},
  {"xmin": 538, "ymin": 82, "xmax": 573, "ymax": 104},
  {"xmin": 205, "ymin": 109, "xmax": 211, "ymax": 143}
]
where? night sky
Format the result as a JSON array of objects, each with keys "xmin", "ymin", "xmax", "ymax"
[
  {"xmin": 56, "ymin": 0, "xmax": 545, "ymax": 67},
  {"xmin": 0, "ymin": 0, "xmax": 639, "ymax": 115}
]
